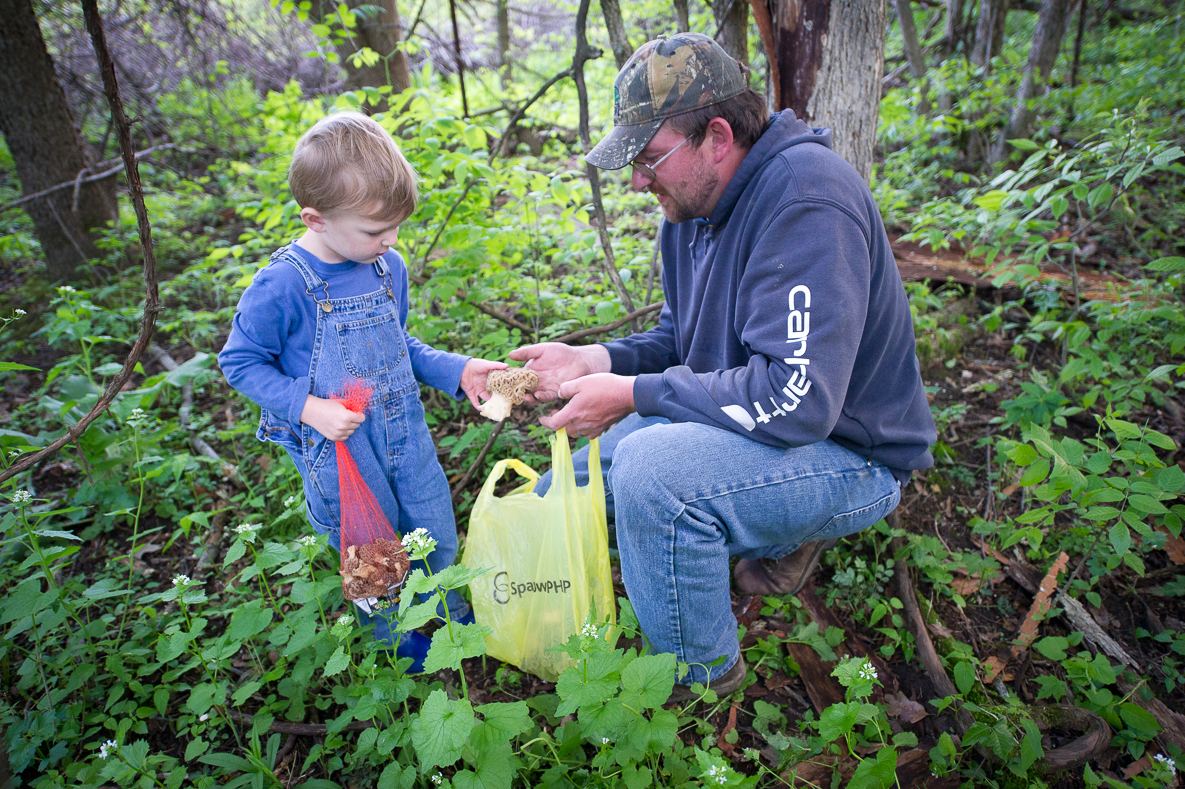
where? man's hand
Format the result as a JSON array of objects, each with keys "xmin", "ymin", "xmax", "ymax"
[
  {"xmin": 508, "ymin": 343, "xmax": 612, "ymax": 404},
  {"xmin": 539, "ymin": 373, "xmax": 636, "ymax": 438},
  {"xmin": 300, "ymin": 395, "xmax": 365, "ymax": 442},
  {"xmin": 460, "ymin": 357, "xmax": 509, "ymax": 409}
]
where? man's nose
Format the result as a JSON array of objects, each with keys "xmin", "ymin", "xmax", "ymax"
[{"xmin": 630, "ymin": 167, "xmax": 651, "ymax": 191}]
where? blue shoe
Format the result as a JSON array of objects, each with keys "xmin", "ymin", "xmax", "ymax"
[{"xmin": 393, "ymin": 629, "xmax": 431, "ymax": 673}]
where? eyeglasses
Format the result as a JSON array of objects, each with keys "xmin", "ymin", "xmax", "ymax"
[{"xmin": 630, "ymin": 137, "xmax": 690, "ymax": 183}]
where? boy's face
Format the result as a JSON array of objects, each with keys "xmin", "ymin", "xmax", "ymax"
[{"xmin": 299, "ymin": 204, "xmax": 402, "ymax": 264}]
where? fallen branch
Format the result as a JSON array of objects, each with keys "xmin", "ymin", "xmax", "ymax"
[
  {"xmin": 0, "ymin": 1, "xmax": 161, "ymax": 486},
  {"xmin": 893, "ymin": 540, "xmax": 975, "ymax": 734},
  {"xmin": 551, "ymin": 301, "xmax": 663, "ymax": 344},
  {"xmin": 0, "ymin": 144, "xmax": 177, "ymax": 217},
  {"xmin": 146, "ymin": 344, "xmax": 237, "ymax": 477},
  {"xmin": 1058, "ymin": 593, "xmax": 1139, "ymax": 669},
  {"xmin": 450, "ymin": 420, "xmax": 506, "ymax": 502}
]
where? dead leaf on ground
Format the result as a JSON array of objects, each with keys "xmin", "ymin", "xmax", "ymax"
[
  {"xmin": 716, "ymin": 702, "xmax": 739, "ymax": 757},
  {"xmin": 884, "ymin": 691, "xmax": 928, "ymax": 724},
  {"xmin": 1123, "ymin": 756, "xmax": 1152, "ymax": 778},
  {"xmin": 927, "ymin": 620, "xmax": 954, "ymax": 639},
  {"xmin": 1158, "ymin": 527, "xmax": 1185, "ymax": 565},
  {"xmin": 950, "ymin": 574, "xmax": 981, "ymax": 596}
]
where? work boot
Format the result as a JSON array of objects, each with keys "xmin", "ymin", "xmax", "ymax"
[
  {"xmin": 668, "ymin": 655, "xmax": 748, "ymax": 704},
  {"xmin": 733, "ymin": 538, "xmax": 838, "ymax": 596}
]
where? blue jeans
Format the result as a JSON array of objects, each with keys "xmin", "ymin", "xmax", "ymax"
[{"xmin": 538, "ymin": 414, "xmax": 900, "ymax": 684}]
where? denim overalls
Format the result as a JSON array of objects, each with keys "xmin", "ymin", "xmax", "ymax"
[{"xmin": 256, "ymin": 246, "xmax": 469, "ymax": 643}]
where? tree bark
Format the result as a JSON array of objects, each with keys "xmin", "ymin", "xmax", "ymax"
[
  {"xmin": 895, "ymin": 0, "xmax": 931, "ymax": 113},
  {"xmin": 714, "ymin": 0, "xmax": 750, "ymax": 67},
  {"xmin": 674, "ymin": 0, "xmax": 691, "ymax": 31},
  {"xmin": 970, "ymin": 0, "xmax": 1009, "ymax": 66},
  {"xmin": 767, "ymin": 0, "xmax": 887, "ymax": 181},
  {"xmin": 316, "ymin": 0, "xmax": 412, "ymax": 94},
  {"xmin": 497, "ymin": 0, "xmax": 512, "ymax": 88},
  {"xmin": 944, "ymin": 0, "xmax": 966, "ymax": 54},
  {"xmin": 600, "ymin": 0, "xmax": 634, "ymax": 70},
  {"xmin": 995, "ymin": 0, "xmax": 1073, "ymax": 159},
  {"xmin": 0, "ymin": 0, "xmax": 117, "ymax": 280}
]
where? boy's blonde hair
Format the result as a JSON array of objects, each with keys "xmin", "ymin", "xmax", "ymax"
[{"xmin": 289, "ymin": 111, "xmax": 419, "ymax": 222}]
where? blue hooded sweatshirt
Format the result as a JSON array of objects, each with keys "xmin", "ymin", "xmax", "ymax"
[{"xmin": 604, "ymin": 110, "xmax": 936, "ymax": 477}]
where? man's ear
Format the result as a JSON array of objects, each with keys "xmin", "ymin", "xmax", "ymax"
[
  {"xmin": 704, "ymin": 117, "xmax": 736, "ymax": 163},
  {"xmin": 300, "ymin": 207, "xmax": 327, "ymax": 232}
]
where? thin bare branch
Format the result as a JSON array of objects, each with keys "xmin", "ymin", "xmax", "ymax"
[
  {"xmin": 551, "ymin": 301, "xmax": 663, "ymax": 344},
  {"xmin": 1, "ymin": 1, "xmax": 162, "ymax": 486}
]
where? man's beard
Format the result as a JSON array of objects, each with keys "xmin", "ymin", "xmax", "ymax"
[{"xmin": 653, "ymin": 161, "xmax": 719, "ymax": 223}]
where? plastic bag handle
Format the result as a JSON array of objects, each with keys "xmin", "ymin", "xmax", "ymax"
[{"xmin": 478, "ymin": 458, "xmax": 540, "ymax": 500}]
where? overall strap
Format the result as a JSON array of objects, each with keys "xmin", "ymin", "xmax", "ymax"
[{"xmin": 274, "ymin": 244, "xmax": 331, "ymax": 309}]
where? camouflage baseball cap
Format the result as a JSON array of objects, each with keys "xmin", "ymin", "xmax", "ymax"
[{"xmin": 586, "ymin": 33, "xmax": 748, "ymax": 171}]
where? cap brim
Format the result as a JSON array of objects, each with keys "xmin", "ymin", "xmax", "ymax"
[{"xmin": 585, "ymin": 119, "xmax": 663, "ymax": 170}]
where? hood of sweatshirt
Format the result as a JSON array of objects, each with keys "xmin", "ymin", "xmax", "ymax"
[{"xmin": 708, "ymin": 110, "xmax": 833, "ymax": 230}]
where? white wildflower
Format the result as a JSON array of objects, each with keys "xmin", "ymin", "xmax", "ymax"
[
  {"xmin": 57, "ymin": 285, "xmax": 76, "ymax": 293},
  {"xmin": 431, "ymin": 775, "xmax": 443, "ymax": 786},
  {"xmin": 1153, "ymin": 754, "xmax": 1177, "ymax": 775},
  {"xmin": 10, "ymin": 490, "xmax": 32, "ymax": 504},
  {"xmin": 403, "ymin": 528, "xmax": 436, "ymax": 555},
  {"xmin": 14, "ymin": 309, "xmax": 26, "ymax": 316},
  {"xmin": 127, "ymin": 408, "xmax": 152, "ymax": 429},
  {"xmin": 601, "ymin": 737, "xmax": 610, "ymax": 745},
  {"xmin": 234, "ymin": 522, "xmax": 260, "ymax": 535},
  {"xmin": 99, "ymin": 740, "xmax": 118, "ymax": 759},
  {"xmin": 858, "ymin": 660, "xmax": 878, "ymax": 682},
  {"xmin": 581, "ymin": 622, "xmax": 598, "ymax": 639},
  {"xmin": 283, "ymin": 495, "xmax": 297, "ymax": 507},
  {"xmin": 337, "ymin": 614, "xmax": 354, "ymax": 627},
  {"xmin": 705, "ymin": 764, "xmax": 728, "ymax": 785},
  {"xmin": 172, "ymin": 574, "xmax": 192, "ymax": 587},
  {"xmin": 299, "ymin": 535, "xmax": 318, "ymax": 547}
]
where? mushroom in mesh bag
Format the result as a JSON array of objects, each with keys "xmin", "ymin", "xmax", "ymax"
[
  {"xmin": 333, "ymin": 380, "xmax": 410, "ymax": 613},
  {"xmin": 478, "ymin": 368, "xmax": 539, "ymax": 422}
]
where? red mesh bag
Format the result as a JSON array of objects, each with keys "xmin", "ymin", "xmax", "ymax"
[{"xmin": 332, "ymin": 380, "xmax": 410, "ymax": 609}]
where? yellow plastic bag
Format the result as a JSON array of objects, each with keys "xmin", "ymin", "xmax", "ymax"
[{"xmin": 462, "ymin": 428, "xmax": 614, "ymax": 682}]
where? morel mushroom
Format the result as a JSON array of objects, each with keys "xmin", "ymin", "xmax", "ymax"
[
  {"xmin": 479, "ymin": 368, "xmax": 539, "ymax": 422},
  {"xmin": 341, "ymin": 537, "xmax": 410, "ymax": 600}
]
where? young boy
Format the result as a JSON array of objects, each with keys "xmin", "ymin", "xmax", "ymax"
[{"xmin": 218, "ymin": 111, "xmax": 504, "ymax": 670}]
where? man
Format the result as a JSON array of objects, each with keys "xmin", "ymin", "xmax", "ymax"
[{"xmin": 511, "ymin": 33, "xmax": 935, "ymax": 699}]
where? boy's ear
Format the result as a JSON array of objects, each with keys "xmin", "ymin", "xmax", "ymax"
[{"xmin": 300, "ymin": 207, "xmax": 327, "ymax": 232}]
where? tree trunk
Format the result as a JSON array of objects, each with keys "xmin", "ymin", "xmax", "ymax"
[
  {"xmin": 970, "ymin": 0, "xmax": 1009, "ymax": 66},
  {"xmin": 600, "ymin": 0, "xmax": 634, "ymax": 69},
  {"xmin": 944, "ymin": 0, "xmax": 965, "ymax": 54},
  {"xmin": 714, "ymin": 0, "xmax": 750, "ymax": 67},
  {"xmin": 0, "ymin": 0, "xmax": 117, "ymax": 280},
  {"xmin": 895, "ymin": 0, "xmax": 931, "ymax": 113},
  {"xmin": 316, "ymin": 0, "xmax": 412, "ymax": 94},
  {"xmin": 767, "ymin": 0, "xmax": 887, "ymax": 181},
  {"xmin": 674, "ymin": 0, "xmax": 691, "ymax": 31},
  {"xmin": 994, "ymin": 0, "xmax": 1072, "ymax": 160},
  {"xmin": 497, "ymin": 0, "xmax": 512, "ymax": 88}
]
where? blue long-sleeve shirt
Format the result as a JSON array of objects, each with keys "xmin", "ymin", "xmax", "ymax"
[
  {"xmin": 604, "ymin": 111, "xmax": 935, "ymax": 476},
  {"xmin": 218, "ymin": 243, "xmax": 468, "ymax": 426}
]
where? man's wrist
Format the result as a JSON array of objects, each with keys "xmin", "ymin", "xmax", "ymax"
[{"xmin": 585, "ymin": 344, "xmax": 613, "ymax": 375}]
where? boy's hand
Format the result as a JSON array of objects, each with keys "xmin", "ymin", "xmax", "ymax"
[
  {"xmin": 300, "ymin": 395, "xmax": 365, "ymax": 442},
  {"xmin": 460, "ymin": 358, "xmax": 509, "ymax": 409}
]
